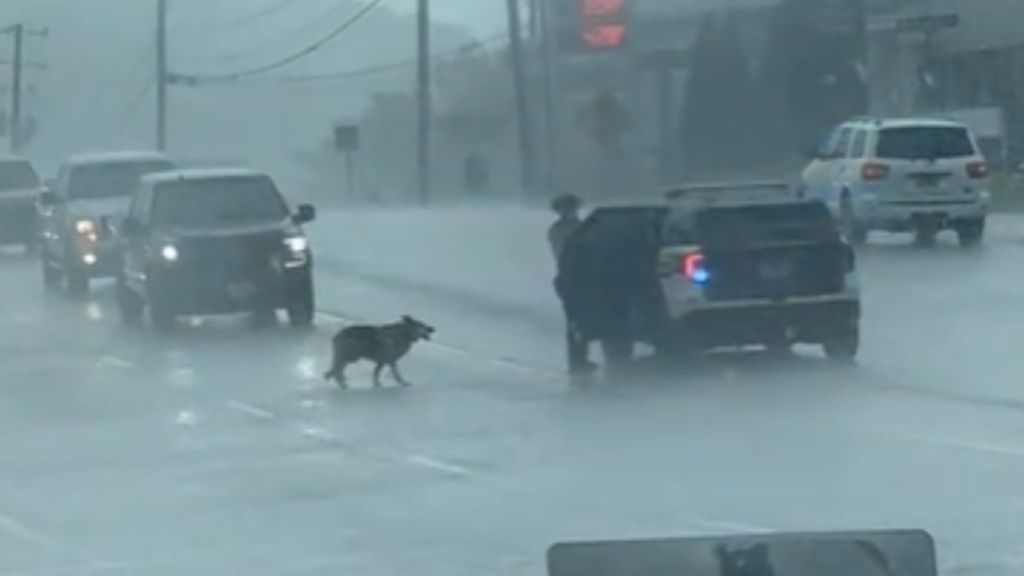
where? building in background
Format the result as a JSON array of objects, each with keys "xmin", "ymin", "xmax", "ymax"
[{"xmin": 866, "ymin": 0, "xmax": 1024, "ymax": 167}]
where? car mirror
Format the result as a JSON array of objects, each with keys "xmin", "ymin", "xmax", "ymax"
[
  {"xmin": 294, "ymin": 203, "xmax": 316, "ymax": 224},
  {"xmin": 38, "ymin": 189, "xmax": 60, "ymax": 205}
]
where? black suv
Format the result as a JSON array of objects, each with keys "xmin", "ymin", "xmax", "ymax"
[{"xmin": 117, "ymin": 168, "xmax": 317, "ymax": 331}]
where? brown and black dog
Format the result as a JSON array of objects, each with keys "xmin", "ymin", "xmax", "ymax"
[{"xmin": 324, "ymin": 316, "xmax": 435, "ymax": 388}]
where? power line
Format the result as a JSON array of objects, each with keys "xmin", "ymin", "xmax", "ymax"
[
  {"xmin": 188, "ymin": 0, "xmax": 357, "ymax": 66},
  {"xmin": 274, "ymin": 33, "xmax": 508, "ymax": 84},
  {"xmin": 172, "ymin": 0, "xmax": 386, "ymax": 84}
]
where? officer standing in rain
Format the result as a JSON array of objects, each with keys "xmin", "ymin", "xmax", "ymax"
[{"xmin": 549, "ymin": 194, "xmax": 597, "ymax": 376}]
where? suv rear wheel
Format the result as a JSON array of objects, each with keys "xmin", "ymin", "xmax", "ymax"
[
  {"xmin": 955, "ymin": 218, "xmax": 985, "ymax": 247},
  {"xmin": 823, "ymin": 325, "xmax": 859, "ymax": 362},
  {"xmin": 913, "ymin": 218, "xmax": 939, "ymax": 247},
  {"xmin": 839, "ymin": 192, "xmax": 867, "ymax": 246}
]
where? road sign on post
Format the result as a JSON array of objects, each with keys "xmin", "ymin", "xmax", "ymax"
[{"xmin": 333, "ymin": 123, "xmax": 360, "ymax": 200}]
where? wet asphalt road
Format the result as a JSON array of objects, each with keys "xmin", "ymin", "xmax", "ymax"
[{"xmin": 2, "ymin": 219, "xmax": 1024, "ymax": 576}]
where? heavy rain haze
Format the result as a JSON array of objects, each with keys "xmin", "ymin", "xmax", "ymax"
[{"xmin": 3, "ymin": 1, "xmax": 1024, "ymax": 576}]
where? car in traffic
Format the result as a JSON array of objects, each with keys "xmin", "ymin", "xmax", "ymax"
[
  {"xmin": 39, "ymin": 151, "xmax": 175, "ymax": 295},
  {"xmin": 801, "ymin": 117, "xmax": 990, "ymax": 246},
  {"xmin": 560, "ymin": 182, "xmax": 860, "ymax": 363},
  {"xmin": 658, "ymin": 183, "xmax": 860, "ymax": 360},
  {"xmin": 0, "ymin": 156, "xmax": 45, "ymax": 252},
  {"xmin": 116, "ymin": 168, "xmax": 317, "ymax": 331}
]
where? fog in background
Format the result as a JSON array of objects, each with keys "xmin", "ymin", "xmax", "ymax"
[{"xmin": 4, "ymin": 0, "xmax": 506, "ymax": 197}]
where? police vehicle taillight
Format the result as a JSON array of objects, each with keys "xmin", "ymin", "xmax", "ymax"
[{"xmin": 681, "ymin": 252, "xmax": 709, "ymax": 285}]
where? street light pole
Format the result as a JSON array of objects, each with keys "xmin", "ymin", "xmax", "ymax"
[{"xmin": 507, "ymin": 0, "xmax": 538, "ymax": 198}]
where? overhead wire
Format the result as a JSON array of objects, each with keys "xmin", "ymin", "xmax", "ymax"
[
  {"xmin": 273, "ymin": 32, "xmax": 509, "ymax": 84},
  {"xmin": 174, "ymin": 0, "xmax": 386, "ymax": 84}
]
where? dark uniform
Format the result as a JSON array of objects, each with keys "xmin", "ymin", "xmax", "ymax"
[{"xmin": 549, "ymin": 193, "xmax": 598, "ymax": 375}]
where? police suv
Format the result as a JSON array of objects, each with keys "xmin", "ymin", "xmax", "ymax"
[{"xmin": 657, "ymin": 182, "xmax": 860, "ymax": 359}]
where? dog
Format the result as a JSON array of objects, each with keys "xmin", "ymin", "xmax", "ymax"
[{"xmin": 323, "ymin": 316, "xmax": 435, "ymax": 389}]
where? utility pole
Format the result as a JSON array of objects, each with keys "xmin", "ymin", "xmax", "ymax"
[
  {"xmin": 2, "ymin": 23, "xmax": 46, "ymax": 153},
  {"xmin": 416, "ymin": 0, "xmax": 431, "ymax": 204},
  {"xmin": 156, "ymin": 0, "xmax": 168, "ymax": 151},
  {"xmin": 507, "ymin": 0, "xmax": 538, "ymax": 198},
  {"xmin": 537, "ymin": 0, "xmax": 557, "ymax": 197},
  {"xmin": 9, "ymin": 24, "xmax": 22, "ymax": 153}
]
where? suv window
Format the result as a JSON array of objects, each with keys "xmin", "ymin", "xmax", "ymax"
[
  {"xmin": 68, "ymin": 160, "xmax": 174, "ymax": 200},
  {"xmin": 833, "ymin": 128, "xmax": 854, "ymax": 158},
  {"xmin": 875, "ymin": 126, "xmax": 976, "ymax": 160},
  {"xmin": 850, "ymin": 130, "xmax": 868, "ymax": 158},
  {"xmin": 0, "ymin": 161, "xmax": 40, "ymax": 193},
  {"xmin": 695, "ymin": 202, "xmax": 839, "ymax": 248},
  {"xmin": 151, "ymin": 176, "xmax": 289, "ymax": 228}
]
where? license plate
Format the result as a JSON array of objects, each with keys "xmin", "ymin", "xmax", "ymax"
[
  {"xmin": 758, "ymin": 257, "xmax": 792, "ymax": 281},
  {"xmin": 227, "ymin": 282, "xmax": 254, "ymax": 300}
]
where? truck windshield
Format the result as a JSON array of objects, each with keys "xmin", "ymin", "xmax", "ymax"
[
  {"xmin": 0, "ymin": 161, "xmax": 40, "ymax": 192},
  {"xmin": 152, "ymin": 176, "xmax": 289, "ymax": 227},
  {"xmin": 68, "ymin": 160, "xmax": 174, "ymax": 200}
]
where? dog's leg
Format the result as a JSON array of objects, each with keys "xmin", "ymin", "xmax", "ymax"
[
  {"xmin": 372, "ymin": 363, "xmax": 385, "ymax": 388},
  {"xmin": 389, "ymin": 363, "xmax": 412, "ymax": 387},
  {"xmin": 334, "ymin": 365, "xmax": 349, "ymax": 389}
]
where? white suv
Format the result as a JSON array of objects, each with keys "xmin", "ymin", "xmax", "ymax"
[{"xmin": 801, "ymin": 118, "xmax": 990, "ymax": 246}]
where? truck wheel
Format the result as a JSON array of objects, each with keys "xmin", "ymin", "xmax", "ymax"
[
  {"xmin": 149, "ymin": 294, "xmax": 176, "ymax": 333},
  {"xmin": 65, "ymin": 269, "xmax": 89, "ymax": 298},
  {"xmin": 117, "ymin": 282, "xmax": 144, "ymax": 326},
  {"xmin": 42, "ymin": 257, "xmax": 62, "ymax": 291},
  {"xmin": 956, "ymin": 218, "xmax": 985, "ymax": 247},
  {"xmin": 823, "ymin": 325, "xmax": 859, "ymax": 362},
  {"xmin": 287, "ymin": 295, "xmax": 315, "ymax": 329}
]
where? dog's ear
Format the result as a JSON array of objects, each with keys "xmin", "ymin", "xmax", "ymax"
[{"xmin": 402, "ymin": 315, "xmax": 414, "ymax": 324}]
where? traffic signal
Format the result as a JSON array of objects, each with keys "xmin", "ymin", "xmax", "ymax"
[{"xmin": 554, "ymin": 0, "xmax": 629, "ymax": 53}]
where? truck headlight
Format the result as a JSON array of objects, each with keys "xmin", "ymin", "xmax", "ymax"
[
  {"xmin": 160, "ymin": 244, "xmax": 179, "ymax": 262},
  {"xmin": 283, "ymin": 236, "xmax": 309, "ymax": 268},
  {"xmin": 284, "ymin": 236, "xmax": 308, "ymax": 253},
  {"xmin": 75, "ymin": 219, "xmax": 95, "ymax": 234}
]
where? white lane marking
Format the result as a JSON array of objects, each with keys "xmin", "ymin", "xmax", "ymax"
[
  {"xmin": 868, "ymin": 427, "xmax": 1024, "ymax": 459},
  {"xmin": 225, "ymin": 400, "xmax": 276, "ymax": 421},
  {"xmin": 96, "ymin": 355, "xmax": 133, "ymax": 370},
  {"xmin": 174, "ymin": 410, "xmax": 198, "ymax": 427},
  {"xmin": 299, "ymin": 425, "xmax": 336, "ymax": 442},
  {"xmin": 405, "ymin": 454, "xmax": 474, "ymax": 477},
  {"xmin": 0, "ymin": 512, "xmax": 68, "ymax": 553}
]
